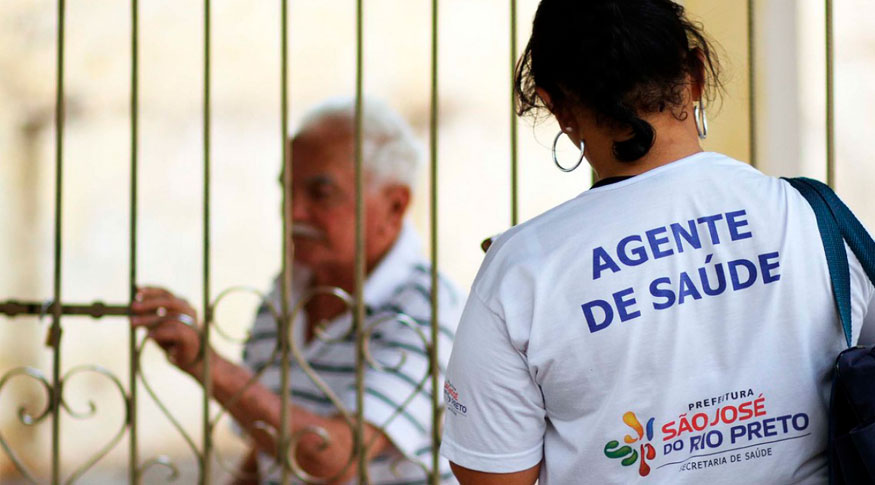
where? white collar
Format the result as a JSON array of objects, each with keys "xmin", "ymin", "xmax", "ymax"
[{"xmin": 361, "ymin": 220, "xmax": 422, "ymax": 308}]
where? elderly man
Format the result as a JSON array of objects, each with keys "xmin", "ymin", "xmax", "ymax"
[{"xmin": 131, "ymin": 98, "xmax": 462, "ymax": 483}]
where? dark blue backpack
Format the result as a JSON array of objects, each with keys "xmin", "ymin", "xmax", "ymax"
[{"xmin": 784, "ymin": 177, "xmax": 875, "ymax": 484}]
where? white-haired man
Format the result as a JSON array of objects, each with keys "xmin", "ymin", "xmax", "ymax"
[{"xmin": 131, "ymin": 98, "xmax": 462, "ymax": 483}]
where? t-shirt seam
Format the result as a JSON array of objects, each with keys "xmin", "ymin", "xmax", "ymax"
[
  {"xmin": 467, "ymin": 286, "xmax": 537, "ymax": 384},
  {"xmin": 441, "ymin": 436, "xmax": 543, "ymax": 461},
  {"xmin": 577, "ymin": 151, "xmax": 732, "ymax": 196},
  {"xmin": 470, "ymin": 285, "xmax": 503, "ymax": 320}
]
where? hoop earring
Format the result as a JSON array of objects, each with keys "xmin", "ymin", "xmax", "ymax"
[
  {"xmin": 552, "ymin": 131, "xmax": 585, "ymax": 172},
  {"xmin": 694, "ymin": 102, "xmax": 708, "ymax": 140}
]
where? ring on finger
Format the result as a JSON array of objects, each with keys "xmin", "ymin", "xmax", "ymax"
[
  {"xmin": 156, "ymin": 306, "xmax": 167, "ymax": 317},
  {"xmin": 146, "ymin": 312, "xmax": 196, "ymax": 330}
]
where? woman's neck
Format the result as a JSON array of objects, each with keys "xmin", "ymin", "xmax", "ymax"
[{"xmin": 592, "ymin": 104, "xmax": 704, "ymax": 182}]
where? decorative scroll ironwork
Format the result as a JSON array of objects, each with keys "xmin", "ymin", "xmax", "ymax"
[
  {"xmin": 286, "ymin": 425, "xmax": 334, "ymax": 483},
  {"xmin": 0, "ymin": 367, "xmax": 53, "ymax": 483},
  {"xmin": 60, "ymin": 366, "xmax": 129, "ymax": 485},
  {"xmin": 275, "ymin": 286, "xmax": 439, "ymax": 483},
  {"xmin": 137, "ymin": 325, "xmax": 203, "ymax": 473},
  {"xmin": 138, "ymin": 456, "xmax": 180, "ymax": 482},
  {"xmin": 284, "ymin": 286, "xmax": 357, "ymax": 484},
  {"xmin": 4, "ymin": 0, "xmax": 440, "ymax": 483},
  {"xmin": 209, "ymin": 287, "xmax": 277, "ymax": 345},
  {"xmin": 130, "ymin": 284, "xmax": 297, "ymax": 484},
  {"xmin": 362, "ymin": 313, "xmax": 434, "ymax": 476},
  {"xmin": 208, "ymin": 286, "xmax": 283, "ymax": 481},
  {"xmin": 0, "ymin": 365, "xmax": 131, "ymax": 485}
]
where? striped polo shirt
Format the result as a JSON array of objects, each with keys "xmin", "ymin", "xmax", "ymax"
[{"xmin": 242, "ymin": 223, "xmax": 462, "ymax": 484}]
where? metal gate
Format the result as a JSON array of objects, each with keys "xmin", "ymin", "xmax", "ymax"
[{"xmin": 0, "ymin": 0, "xmax": 841, "ymax": 483}]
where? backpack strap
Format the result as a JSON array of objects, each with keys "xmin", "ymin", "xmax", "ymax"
[
  {"xmin": 799, "ymin": 178, "xmax": 875, "ymax": 284},
  {"xmin": 782, "ymin": 177, "xmax": 853, "ymax": 347}
]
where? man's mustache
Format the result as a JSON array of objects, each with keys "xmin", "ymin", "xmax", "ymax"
[{"xmin": 292, "ymin": 223, "xmax": 325, "ymax": 240}]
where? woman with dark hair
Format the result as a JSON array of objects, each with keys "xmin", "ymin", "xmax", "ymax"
[{"xmin": 440, "ymin": 1, "xmax": 874, "ymax": 484}]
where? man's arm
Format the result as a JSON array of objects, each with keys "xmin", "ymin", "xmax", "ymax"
[
  {"xmin": 208, "ymin": 352, "xmax": 390, "ymax": 482},
  {"xmin": 450, "ymin": 462, "xmax": 541, "ymax": 485},
  {"xmin": 228, "ymin": 446, "xmax": 259, "ymax": 485},
  {"xmin": 131, "ymin": 287, "xmax": 391, "ymax": 483}
]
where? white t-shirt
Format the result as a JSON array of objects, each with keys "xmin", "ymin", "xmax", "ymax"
[
  {"xmin": 243, "ymin": 223, "xmax": 463, "ymax": 484},
  {"xmin": 440, "ymin": 152, "xmax": 875, "ymax": 484}
]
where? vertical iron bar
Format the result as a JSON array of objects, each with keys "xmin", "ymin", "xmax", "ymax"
[
  {"xmin": 52, "ymin": 0, "xmax": 66, "ymax": 482},
  {"xmin": 429, "ymin": 1, "xmax": 440, "ymax": 483},
  {"xmin": 825, "ymin": 0, "xmax": 835, "ymax": 188},
  {"xmin": 129, "ymin": 0, "xmax": 140, "ymax": 482},
  {"xmin": 509, "ymin": 0, "xmax": 518, "ymax": 226},
  {"xmin": 354, "ymin": 0, "xmax": 367, "ymax": 481},
  {"xmin": 278, "ymin": 0, "xmax": 292, "ymax": 483},
  {"xmin": 202, "ymin": 0, "xmax": 213, "ymax": 482},
  {"xmin": 747, "ymin": 0, "xmax": 757, "ymax": 168}
]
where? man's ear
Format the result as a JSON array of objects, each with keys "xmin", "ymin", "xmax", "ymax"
[{"xmin": 384, "ymin": 184, "xmax": 411, "ymax": 226}]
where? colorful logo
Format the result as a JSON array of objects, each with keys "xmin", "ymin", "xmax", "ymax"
[
  {"xmin": 604, "ymin": 411, "xmax": 657, "ymax": 477},
  {"xmin": 443, "ymin": 381, "xmax": 467, "ymax": 416}
]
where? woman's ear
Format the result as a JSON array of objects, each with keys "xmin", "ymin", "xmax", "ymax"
[
  {"xmin": 535, "ymin": 87, "xmax": 554, "ymax": 111},
  {"xmin": 690, "ymin": 48, "xmax": 707, "ymax": 102},
  {"xmin": 537, "ymin": 87, "xmax": 578, "ymax": 135}
]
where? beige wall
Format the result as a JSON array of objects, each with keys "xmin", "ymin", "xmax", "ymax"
[{"xmin": 684, "ymin": 0, "xmax": 754, "ymax": 164}]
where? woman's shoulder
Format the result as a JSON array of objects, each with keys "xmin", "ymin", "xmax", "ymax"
[
  {"xmin": 484, "ymin": 193, "xmax": 586, "ymax": 258},
  {"xmin": 472, "ymin": 193, "xmax": 593, "ymax": 294}
]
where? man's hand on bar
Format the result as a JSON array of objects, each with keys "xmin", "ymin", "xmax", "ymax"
[
  {"xmin": 128, "ymin": 285, "xmax": 392, "ymax": 481},
  {"xmin": 130, "ymin": 286, "xmax": 206, "ymax": 376}
]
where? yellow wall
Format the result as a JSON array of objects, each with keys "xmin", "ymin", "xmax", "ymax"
[{"xmin": 684, "ymin": 0, "xmax": 753, "ymax": 164}]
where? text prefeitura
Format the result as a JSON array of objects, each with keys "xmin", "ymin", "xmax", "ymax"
[{"xmin": 582, "ymin": 209, "xmax": 781, "ymax": 333}]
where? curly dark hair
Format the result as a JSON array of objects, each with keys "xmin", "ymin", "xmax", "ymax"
[{"xmin": 514, "ymin": 0, "xmax": 722, "ymax": 162}]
